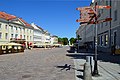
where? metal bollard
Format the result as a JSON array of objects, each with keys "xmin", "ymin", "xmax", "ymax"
[
  {"xmin": 83, "ymin": 62, "xmax": 93, "ymax": 80},
  {"xmin": 86, "ymin": 56, "xmax": 94, "ymax": 74}
]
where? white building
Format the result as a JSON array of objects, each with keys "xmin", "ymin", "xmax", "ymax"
[
  {"xmin": 50, "ymin": 35, "xmax": 58, "ymax": 44},
  {"xmin": 43, "ymin": 30, "xmax": 51, "ymax": 44},
  {"xmin": 31, "ymin": 23, "xmax": 43, "ymax": 44},
  {"xmin": 31, "ymin": 23, "xmax": 52, "ymax": 47}
]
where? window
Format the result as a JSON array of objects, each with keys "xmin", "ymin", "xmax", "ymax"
[
  {"xmin": 20, "ymin": 35, "xmax": 22, "ymax": 39},
  {"xmin": 104, "ymin": 34, "xmax": 108, "ymax": 46},
  {"xmin": 11, "ymin": 34, "xmax": 13, "ymax": 38},
  {"xmin": 24, "ymin": 35, "xmax": 25, "ymax": 39},
  {"xmin": 15, "ymin": 34, "xmax": 18, "ymax": 38},
  {"xmin": 5, "ymin": 33, "xmax": 8, "ymax": 39},
  {"xmin": 114, "ymin": 10, "xmax": 117, "ymax": 21},
  {"xmin": 5, "ymin": 25, "xmax": 8, "ymax": 30},
  {"xmin": 16, "ymin": 27, "xmax": 17, "ymax": 30},
  {"xmin": 101, "ymin": 36, "xmax": 104, "ymax": 46},
  {"xmin": 23, "ymin": 28, "xmax": 25, "ymax": 33},
  {"xmin": 19, "ymin": 27, "xmax": 21, "ymax": 31},
  {"xmin": 106, "ymin": 1, "xmax": 108, "ymax": 5},
  {"xmin": 0, "ymin": 33, "xmax": 2, "ymax": 39},
  {"xmin": 11, "ymin": 26, "xmax": 13, "ymax": 31},
  {"xmin": 98, "ymin": 36, "xmax": 100, "ymax": 45}
]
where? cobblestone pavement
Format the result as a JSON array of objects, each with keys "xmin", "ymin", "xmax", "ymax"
[{"xmin": 0, "ymin": 47, "xmax": 75, "ymax": 80}]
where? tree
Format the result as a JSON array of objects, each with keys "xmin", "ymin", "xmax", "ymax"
[
  {"xmin": 58, "ymin": 37, "xmax": 63, "ymax": 44},
  {"xmin": 77, "ymin": 35, "xmax": 81, "ymax": 40},
  {"xmin": 62, "ymin": 37, "xmax": 69, "ymax": 45},
  {"xmin": 58, "ymin": 37, "xmax": 69, "ymax": 45},
  {"xmin": 69, "ymin": 37, "xmax": 76, "ymax": 45}
]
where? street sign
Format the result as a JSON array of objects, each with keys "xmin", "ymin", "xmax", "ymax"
[
  {"xmin": 96, "ymin": 5, "xmax": 111, "ymax": 9},
  {"xmin": 76, "ymin": 18, "xmax": 91, "ymax": 22},
  {"xmin": 76, "ymin": 2, "xmax": 112, "ymax": 77}
]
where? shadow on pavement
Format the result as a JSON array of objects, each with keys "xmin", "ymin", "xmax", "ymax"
[
  {"xmin": 67, "ymin": 50, "xmax": 75, "ymax": 53},
  {"xmin": 76, "ymin": 75, "xmax": 84, "ymax": 79},
  {"xmin": 98, "ymin": 52, "xmax": 120, "ymax": 64},
  {"xmin": 55, "ymin": 64, "xmax": 82, "ymax": 71},
  {"xmin": 55, "ymin": 64, "xmax": 72, "ymax": 71},
  {"xmin": 67, "ymin": 46, "xmax": 120, "ymax": 64},
  {"xmin": 76, "ymin": 69, "xmax": 84, "ymax": 72}
]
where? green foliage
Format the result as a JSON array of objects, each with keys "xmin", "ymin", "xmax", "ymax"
[
  {"xmin": 62, "ymin": 37, "xmax": 69, "ymax": 45},
  {"xmin": 58, "ymin": 37, "xmax": 63, "ymax": 44},
  {"xmin": 77, "ymin": 35, "xmax": 82, "ymax": 40},
  {"xmin": 69, "ymin": 37, "xmax": 76, "ymax": 45},
  {"xmin": 58, "ymin": 37, "xmax": 69, "ymax": 45}
]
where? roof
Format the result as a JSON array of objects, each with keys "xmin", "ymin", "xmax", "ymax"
[
  {"xmin": 36, "ymin": 25, "xmax": 44, "ymax": 31},
  {"xmin": 0, "ymin": 11, "xmax": 33, "ymax": 29},
  {"xmin": 19, "ymin": 18, "xmax": 33, "ymax": 28},
  {"xmin": 51, "ymin": 35, "xmax": 58, "ymax": 38},
  {"xmin": 0, "ymin": 12, "xmax": 16, "ymax": 20}
]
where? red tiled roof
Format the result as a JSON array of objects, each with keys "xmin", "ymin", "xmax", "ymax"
[
  {"xmin": 0, "ymin": 12, "xmax": 16, "ymax": 20},
  {"xmin": 19, "ymin": 18, "xmax": 31, "ymax": 27},
  {"xmin": 0, "ymin": 11, "xmax": 33, "ymax": 28}
]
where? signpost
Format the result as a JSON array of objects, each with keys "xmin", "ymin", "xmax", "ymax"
[{"xmin": 76, "ymin": 2, "xmax": 112, "ymax": 76}]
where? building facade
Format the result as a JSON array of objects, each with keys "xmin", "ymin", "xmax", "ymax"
[
  {"xmin": 43, "ymin": 31, "xmax": 51, "ymax": 44},
  {"xmin": 31, "ymin": 23, "xmax": 44, "ymax": 44},
  {"xmin": 76, "ymin": 0, "xmax": 120, "ymax": 52},
  {"xmin": 0, "ymin": 12, "xmax": 34, "ymax": 46},
  {"xmin": 50, "ymin": 35, "xmax": 58, "ymax": 44},
  {"xmin": 0, "ymin": 11, "xmax": 58, "ymax": 48}
]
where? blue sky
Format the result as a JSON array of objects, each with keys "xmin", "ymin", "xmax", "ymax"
[{"xmin": 0, "ymin": 0, "xmax": 91, "ymax": 39}]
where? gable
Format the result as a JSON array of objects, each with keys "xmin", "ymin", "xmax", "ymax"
[{"xmin": 11, "ymin": 18, "xmax": 25, "ymax": 26}]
